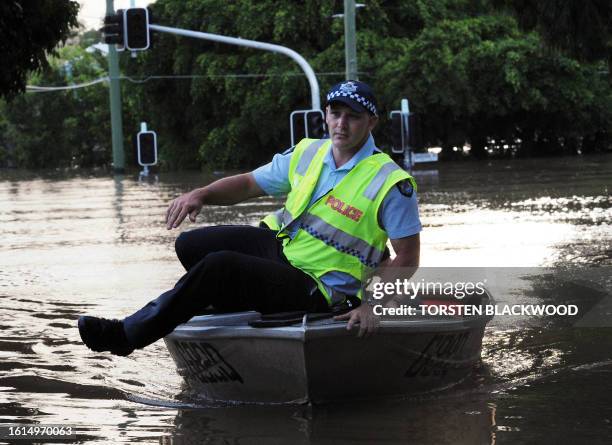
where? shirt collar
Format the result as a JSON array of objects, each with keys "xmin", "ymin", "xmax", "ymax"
[{"xmin": 324, "ymin": 134, "xmax": 377, "ymax": 172}]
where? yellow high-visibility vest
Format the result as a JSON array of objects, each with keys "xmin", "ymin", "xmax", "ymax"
[{"xmin": 263, "ymin": 138, "xmax": 416, "ymax": 306}]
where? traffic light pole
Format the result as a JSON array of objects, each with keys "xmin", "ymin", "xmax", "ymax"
[
  {"xmin": 148, "ymin": 24, "xmax": 321, "ymax": 110},
  {"xmin": 344, "ymin": 0, "xmax": 358, "ymax": 80},
  {"xmin": 106, "ymin": 0, "xmax": 125, "ymax": 173},
  {"xmin": 401, "ymin": 99, "xmax": 412, "ymax": 170}
]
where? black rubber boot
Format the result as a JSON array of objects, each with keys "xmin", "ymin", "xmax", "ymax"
[{"xmin": 78, "ymin": 316, "xmax": 135, "ymax": 356}]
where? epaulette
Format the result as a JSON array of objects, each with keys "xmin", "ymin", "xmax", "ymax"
[{"xmin": 396, "ymin": 180, "xmax": 414, "ymax": 197}]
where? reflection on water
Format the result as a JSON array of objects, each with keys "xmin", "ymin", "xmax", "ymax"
[{"xmin": 1, "ymin": 155, "xmax": 611, "ymax": 443}]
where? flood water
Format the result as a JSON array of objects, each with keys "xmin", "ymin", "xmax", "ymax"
[{"xmin": 1, "ymin": 154, "xmax": 611, "ymax": 444}]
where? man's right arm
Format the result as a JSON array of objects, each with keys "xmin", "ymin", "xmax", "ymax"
[{"xmin": 165, "ymin": 172, "xmax": 265, "ymax": 229}]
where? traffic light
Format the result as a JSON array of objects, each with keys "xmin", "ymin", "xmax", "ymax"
[
  {"xmin": 305, "ymin": 110, "xmax": 325, "ymax": 139},
  {"xmin": 407, "ymin": 113, "xmax": 424, "ymax": 149},
  {"xmin": 390, "ymin": 112, "xmax": 405, "ymax": 153},
  {"xmin": 125, "ymin": 7, "xmax": 150, "ymax": 51},
  {"xmin": 101, "ymin": 9, "xmax": 125, "ymax": 48},
  {"xmin": 290, "ymin": 112, "xmax": 306, "ymax": 146},
  {"xmin": 137, "ymin": 131, "xmax": 157, "ymax": 166},
  {"xmin": 290, "ymin": 109, "xmax": 325, "ymax": 145}
]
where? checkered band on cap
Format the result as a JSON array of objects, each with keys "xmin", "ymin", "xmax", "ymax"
[{"xmin": 326, "ymin": 90, "xmax": 377, "ymax": 115}]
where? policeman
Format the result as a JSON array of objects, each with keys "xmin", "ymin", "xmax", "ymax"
[{"xmin": 78, "ymin": 80, "xmax": 421, "ymax": 356}]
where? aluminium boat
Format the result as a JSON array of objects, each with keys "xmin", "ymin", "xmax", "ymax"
[{"xmin": 164, "ymin": 293, "xmax": 493, "ymax": 404}]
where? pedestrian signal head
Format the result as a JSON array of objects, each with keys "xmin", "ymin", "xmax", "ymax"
[
  {"xmin": 101, "ymin": 10, "xmax": 125, "ymax": 47},
  {"xmin": 306, "ymin": 110, "xmax": 326, "ymax": 139},
  {"xmin": 125, "ymin": 7, "xmax": 150, "ymax": 51},
  {"xmin": 390, "ymin": 113, "xmax": 405, "ymax": 153},
  {"xmin": 137, "ymin": 131, "xmax": 157, "ymax": 166}
]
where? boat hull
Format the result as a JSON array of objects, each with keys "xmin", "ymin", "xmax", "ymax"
[{"xmin": 164, "ymin": 311, "xmax": 491, "ymax": 404}]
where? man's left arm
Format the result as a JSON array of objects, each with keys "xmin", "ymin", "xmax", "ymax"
[
  {"xmin": 333, "ymin": 181, "xmax": 421, "ymax": 337},
  {"xmin": 385, "ymin": 234, "xmax": 421, "ymax": 267},
  {"xmin": 334, "ymin": 234, "xmax": 420, "ymax": 337}
]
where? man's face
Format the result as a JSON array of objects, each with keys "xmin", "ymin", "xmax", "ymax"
[{"xmin": 325, "ymin": 103, "xmax": 378, "ymax": 153}]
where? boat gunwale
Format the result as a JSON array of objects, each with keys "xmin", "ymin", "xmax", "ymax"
[{"xmin": 165, "ymin": 312, "xmax": 493, "ymax": 341}]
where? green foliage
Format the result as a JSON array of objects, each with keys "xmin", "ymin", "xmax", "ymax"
[
  {"xmin": 121, "ymin": 0, "xmax": 610, "ymax": 168},
  {"xmin": 1, "ymin": 0, "xmax": 610, "ymax": 169},
  {"xmin": 495, "ymin": 0, "xmax": 612, "ymax": 64},
  {"xmin": 378, "ymin": 10, "xmax": 611, "ymax": 157},
  {"xmin": 0, "ymin": 46, "xmax": 111, "ymax": 168},
  {"xmin": 0, "ymin": 0, "xmax": 79, "ymax": 99},
  {"xmin": 125, "ymin": 0, "xmax": 345, "ymax": 170}
]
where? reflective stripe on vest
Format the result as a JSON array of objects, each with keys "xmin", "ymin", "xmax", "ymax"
[
  {"xmin": 261, "ymin": 208, "xmax": 284, "ymax": 231},
  {"xmin": 281, "ymin": 208, "xmax": 293, "ymax": 227},
  {"xmin": 363, "ymin": 162, "xmax": 402, "ymax": 200},
  {"xmin": 282, "ymin": 139, "xmax": 330, "ymax": 230},
  {"xmin": 296, "ymin": 139, "xmax": 327, "ymax": 176},
  {"xmin": 259, "ymin": 139, "xmax": 325, "ymax": 230},
  {"xmin": 262, "ymin": 207, "xmax": 295, "ymax": 234},
  {"xmin": 299, "ymin": 213, "xmax": 385, "ymax": 268}
]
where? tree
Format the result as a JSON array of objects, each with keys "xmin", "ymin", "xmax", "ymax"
[
  {"xmin": 0, "ymin": 46, "xmax": 111, "ymax": 168},
  {"xmin": 377, "ymin": 9, "xmax": 612, "ymax": 158},
  {"xmin": 495, "ymin": 0, "xmax": 612, "ymax": 64},
  {"xmin": 123, "ymin": 0, "xmax": 609, "ymax": 168},
  {"xmin": 0, "ymin": 0, "xmax": 79, "ymax": 99},
  {"xmin": 2, "ymin": 0, "xmax": 610, "ymax": 169},
  {"xmin": 124, "ymin": 0, "xmax": 343, "ymax": 169}
]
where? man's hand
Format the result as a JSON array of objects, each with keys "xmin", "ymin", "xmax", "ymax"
[
  {"xmin": 334, "ymin": 304, "xmax": 379, "ymax": 338},
  {"xmin": 165, "ymin": 173, "xmax": 266, "ymax": 230},
  {"xmin": 166, "ymin": 189, "xmax": 204, "ymax": 229}
]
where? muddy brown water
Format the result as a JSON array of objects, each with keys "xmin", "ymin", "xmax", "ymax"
[{"xmin": 1, "ymin": 154, "xmax": 611, "ymax": 444}]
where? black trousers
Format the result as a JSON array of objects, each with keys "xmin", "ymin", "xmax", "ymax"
[{"xmin": 123, "ymin": 226, "xmax": 329, "ymax": 348}]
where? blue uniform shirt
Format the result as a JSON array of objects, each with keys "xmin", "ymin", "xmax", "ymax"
[{"xmin": 252, "ymin": 135, "xmax": 422, "ymax": 296}]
